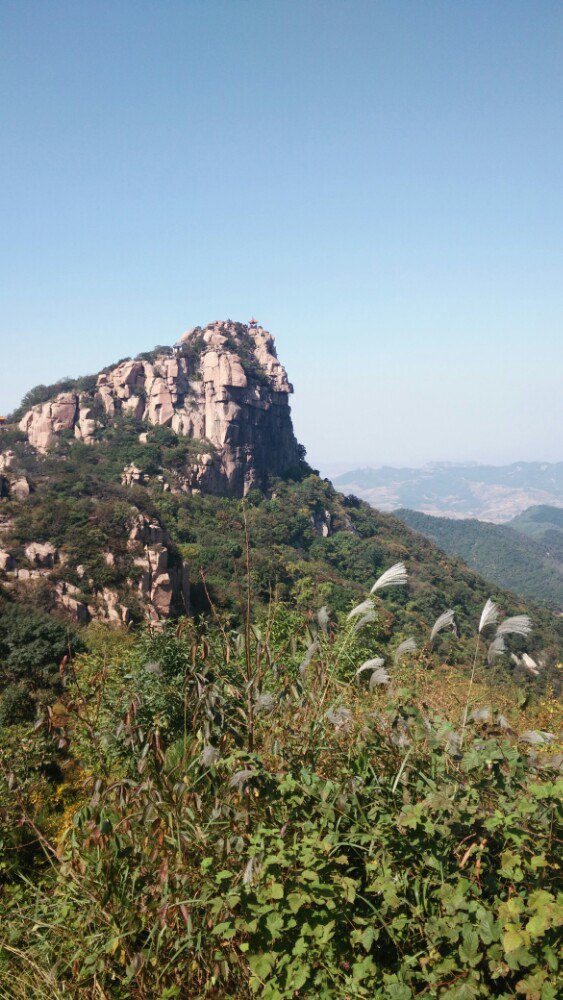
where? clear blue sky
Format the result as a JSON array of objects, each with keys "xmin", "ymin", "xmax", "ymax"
[{"xmin": 1, "ymin": 0, "xmax": 561, "ymax": 470}]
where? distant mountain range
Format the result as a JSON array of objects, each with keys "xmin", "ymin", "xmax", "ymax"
[
  {"xmin": 333, "ymin": 462, "xmax": 563, "ymax": 523},
  {"xmin": 396, "ymin": 505, "xmax": 563, "ymax": 610}
]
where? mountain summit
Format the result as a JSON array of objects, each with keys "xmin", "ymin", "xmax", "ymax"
[
  {"xmin": 1, "ymin": 320, "xmax": 561, "ymax": 669},
  {"xmin": 17, "ymin": 320, "xmax": 303, "ymax": 497}
]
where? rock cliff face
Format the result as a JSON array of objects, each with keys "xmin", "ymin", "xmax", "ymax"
[
  {"xmin": 18, "ymin": 321, "xmax": 302, "ymax": 496},
  {"xmin": 3, "ymin": 320, "xmax": 304, "ymax": 622}
]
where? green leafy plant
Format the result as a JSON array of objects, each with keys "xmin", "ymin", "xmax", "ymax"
[{"xmin": 1, "ymin": 561, "xmax": 560, "ymax": 998}]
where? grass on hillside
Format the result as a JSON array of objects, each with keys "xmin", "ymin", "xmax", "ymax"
[{"xmin": 0, "ymin": 555, "xmax": 561, "ymax": 999}]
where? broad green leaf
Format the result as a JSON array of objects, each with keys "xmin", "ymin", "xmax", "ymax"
[
  {"xmin": 266, "ymin": 911, "xmax": 284, "ymax": 937},
  {"xmin": 503, "ymin": 928, "xmax": 527, "ymax": 954},
  {"xmin": 459, "ymin": 926, "xmax": 480, "ymax": 966},
  {"xmin": 292, "ymin": 938, "xmax": 307, "ymax": 957},
  {"xmin": 267, "ymin": 882, "xmax": 284, "ymax": 899},
  {"xmin": 361, "ymin": 925, "xmax": 375, "ymax": 952},
  {"xmin": 286, "ymin": 891, "xmax": 307, "ymax": 914},
  {"xmin": 248, "ymin": 953, "xmax": 275, "ymax": 980},
  {"xmin": 287, "ymin": 963, "xmax": 310, "ymax": 991}
]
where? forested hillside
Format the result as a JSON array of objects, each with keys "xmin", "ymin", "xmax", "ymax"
[
  {"xmin": 397, "ymin": 508, "xmax": 563, "ymax": 611},
  {"xmin": 508, "ymin": 505, "xmax": 563, "ymax": 561},
  {"xmin": 1, "ymin": 415, "xmax": 562, "ymax": 666}
]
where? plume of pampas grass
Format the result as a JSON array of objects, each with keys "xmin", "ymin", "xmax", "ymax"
[
  {"xmin": 325, "ymin": 705, "xmax": 353, "ymax": 731},
  {"xmin": 430, "ymin": 609, "xmax": 457, "ymax": 643},
  {"xmin": 299, "ymin": 640, "xmax": 318, "ymax": 679},
  {"xmin": 243, "ymin": 855, "xmax": 262, "ymax": 886},
  {"xmin": 496, "ymin": 614, "xmax": 532, "ymax": 638},
  {"xmin": 370, "ymin": 562, "xmax": 408, "ymax": 594},
  {"xmin": 487, "ymin": 635, "xmax": 506, "ymax": 665},
  {"xmin": 352, "ymin": 610, "xmax": 376, "ymax": 633},
  {"xmin": 520, "ymin": 652, "xmax": 540, "ymax": 676},
  {"xmin": 347, "ymin": 598, "xmax": 374, "ymax": 621},
  {"xmin": 355, "ymin": 657, "xmax": 385, "ymax": 677},
  {"xmin": 479, "ymin": 598, "xmax": 499, "ymax": 633},
  {"xmin": 394, "ymin": 637, "xmax": 417, "ymax": 665},
  {"xmin": 317, "ymin": 606, "xmax": 330, "ymax": 635},
  {"xmin": 461, "ymin": 598, "xmax": 499, "ymax": 747},
  {"xmin": 229, "ymin": 768, "xmax": 254, "ymax": 791},
  {"xmin": 469, "ymin": 707, "xmax": 493, "ymax": 723},
  {"xmin": 254, "ymin": 693, "xmax": 275, "ymax": 713},
  {"xmin": 200, "ymin": 744, "xmax": 220, "ymax": 768},
  {"xmin": 519, "ymin": 730, "xmax": 555, "ymax": 746},
  {"xmin": 369, "ymin": 666, "xmax": 391, "ymax": 688},
  {"xmin": 510, "ymin": 651, "xmax": 540, "ymax": 676}
]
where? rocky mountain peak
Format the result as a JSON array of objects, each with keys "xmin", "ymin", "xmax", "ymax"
[{"xmin": 17, "ymin": 320, "xmax": 303, "ymax": 497}]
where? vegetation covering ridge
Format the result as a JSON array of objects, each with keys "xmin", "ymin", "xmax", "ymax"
[
  {"xmin": 1, "ymin": 412, "xmax": 562, "ymax": 671},
  {"xmin": 396, "ymin": 508, "xmax": 563, "ymax": 611},
  {"xmin": 507, "ymin": 506, "xmax": 563, "ymax": 559}
]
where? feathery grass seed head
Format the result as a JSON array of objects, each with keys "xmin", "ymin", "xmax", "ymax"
[
  {"xmin": 347, "ymin": 598, "xmax": 374, "ymax": 621},
  {"xmin": 479, "ymin": 598, "xmax": 499, "ymax": 634},
  {"xmin": 317, "ymin": 605, "xmax": 330, "ymax": 635},
  {"xmin": 487, "ymin": 635, "xmax": 506, "ymax": 665},
  {"xmin": 356, "ymin": 657, "xmax": 386, "ymax": 677},
  {"xmin": 496, "ymin": 614, "xmax": 532, "ymax": 638},
  {"xmin": 393, "ymin": 638, "xmax": 417, "ymax": 664},
  {"xmin": 369, "ymin": 666, "xmax": 391, "ymax": 688},
  {"xmin": 352, "ymin": 610, "xmax": 377, "ymax": 633},
  {"xmin": 430, "ymin": 610, "xmax": 457, "ymax": 643},
  {"xmin": 370, "ymin": 562, "xmax": 408, "ymax": 595}
]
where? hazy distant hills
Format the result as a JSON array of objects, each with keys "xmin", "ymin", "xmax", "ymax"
[
  {"xmin": 396, "ymin": 505, "xmax": 563, "ymax": 610},
  {"xmin": 333, "ymin": 462, "xmax": 563, "ymax": 523}
]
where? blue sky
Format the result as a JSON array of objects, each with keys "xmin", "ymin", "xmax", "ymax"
[{"xmin": 1, "ymin": 0, "xmax": 561, "ymax": 470}]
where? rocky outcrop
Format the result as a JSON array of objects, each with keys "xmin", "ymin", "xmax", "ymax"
[
  {"xmin": 10, "ymin": 477, "xmax": 31, "ymax": 500},
  {"xmin": 127, "ymin": 514, "xmax": 189, "ymax": 619},
  {"xmin": 19, "ymin": 392, "xmax": 78, "ymax": 452},
  {"xmin": 25, "ymin": 542, "xmax": 58, "ymax": 567},
  {"xmin": 0, "ymin": 450, "xmax": 32, "ymax": 501},
  {"xmin": 18, "ymin": 393, "xmax": 98, "ymax": 452},
  {"xmin": 76, "ymin": 400, "xmax": 97, "ymax": 444},
  {"xmin": 0, "ymin": 549, "xmax": 15, "ymax": 572},
  {"xmin": 311, "ymin": 510, "xmax": 332, "ymax": 537},
  {"xmin": 122, "ymin": 464, "xmax": 147, "ymax": 487},
  {"xmin": 8, "ymin": 320, "xmax": 300, "ymax": 622},
  {"xmin": 100, "ymin": 587, "xmax": 132, "ymax": 624},
  {"xmin": 18, "ymin": 321, "xmax": 302, "ymax": 496},
  {"xmin": 0, "ymin": 450, "xmax": 15, "ymax": 474},
  {"xmin": 54, "ymin": 581, "xmax": 90, "ymax": 624}
]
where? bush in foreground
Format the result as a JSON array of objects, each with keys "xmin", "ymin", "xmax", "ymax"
[{"xmin": 0, "ymin": 577, "xmax": 561, "ymax": 998}]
